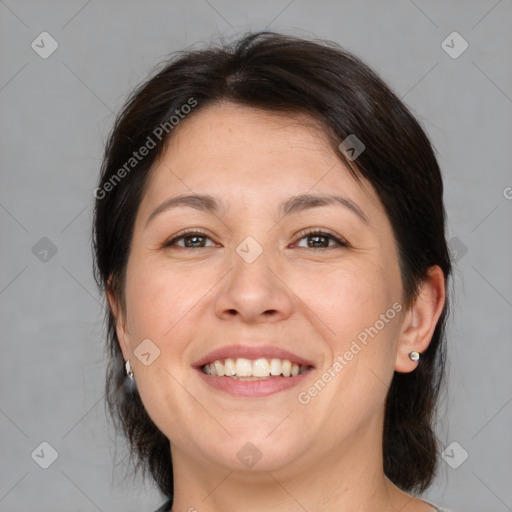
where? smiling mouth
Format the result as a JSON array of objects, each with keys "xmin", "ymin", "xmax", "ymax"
[{"xmin": 201, "ymin": 357, "xmax": 312, "ymax": 380}]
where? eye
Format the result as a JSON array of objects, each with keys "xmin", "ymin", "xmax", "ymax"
[
  {"xmin": 163, "ymin": 228, "xmax": 349, "ymax": 250},
  {"xmin": 163, "ymin": 230, "xmax": 217, "ymax": 249},
  {"xmin": 294, "ymin": 229, "xmax": 349, "ymax": 249}
]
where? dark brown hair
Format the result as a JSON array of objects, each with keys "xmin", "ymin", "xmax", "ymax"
[{"xmin": 92, "ymin": 31, "xmax": 452, "ymax": 502}]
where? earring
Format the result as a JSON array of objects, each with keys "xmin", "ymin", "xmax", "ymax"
[
  {"xmin": 125, "ymin": 359, "xmax": 134, "ymax": 379},
  {"xmin": 409, "ymin": 351, "xmax": 420, "ymax": 362}
]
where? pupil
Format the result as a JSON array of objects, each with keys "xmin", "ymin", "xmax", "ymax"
[
  {"xmin": 309, "ymin": 235, "xmax": 327, "ymax": 248},
  {"xmin": 185, "ymin": 235, "xmax": 204, "ymax": 248}
]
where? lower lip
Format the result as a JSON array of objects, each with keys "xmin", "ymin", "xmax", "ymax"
[{"xmin": 196, "ymin": 368, "xmax": 313, "ymax": 397}]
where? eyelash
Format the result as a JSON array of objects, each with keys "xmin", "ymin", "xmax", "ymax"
[{"xmin": 163, "ymin": 228, "xmax": 349, "ymax": 250}]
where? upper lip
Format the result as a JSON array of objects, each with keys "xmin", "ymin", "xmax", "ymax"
[{"xmin": 193, "ymin": 344, "xmax": 315, "ymax": 368}]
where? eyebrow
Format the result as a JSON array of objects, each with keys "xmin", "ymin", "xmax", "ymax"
[{"xmin": 145, "ymin": 192, "xmax": 368, "ymax": 228}]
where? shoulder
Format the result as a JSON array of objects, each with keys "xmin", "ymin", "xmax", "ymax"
[
  {"xmin": 153, "ymin": 497, "xmax": 173, "ymax": 512},
  {"xmin": 421, "ymin": 500, "xmax": 456, "ymax": 512}
]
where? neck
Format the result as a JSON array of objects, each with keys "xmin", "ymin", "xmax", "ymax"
[{"xmin": 169, "ymin": 415, "xmax": 417, "ymax": 512}]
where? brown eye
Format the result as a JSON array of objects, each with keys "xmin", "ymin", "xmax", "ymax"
[
  {"xmin": 294, "ymin": 230, "xmax": 348, "ymax": 249},
  {"xmin": 164, "ymin": 231, "xmax": 216, "ymax": 248}
]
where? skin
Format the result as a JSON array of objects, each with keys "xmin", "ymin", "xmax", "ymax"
[{"xmin": 108, "ymin": 102, "xmax": 446, "ymax": 512}]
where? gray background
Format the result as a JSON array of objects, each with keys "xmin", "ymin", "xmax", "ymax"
[{"xmin": 1, "ymin": 1, "xmax": 511, "ymax": 511}]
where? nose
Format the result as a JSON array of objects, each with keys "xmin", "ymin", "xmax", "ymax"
[{"xmin": 213, "ymin": 246, "xmax": 294, "ymax": 324}]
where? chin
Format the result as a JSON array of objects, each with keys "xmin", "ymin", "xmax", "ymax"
[{"xmin": 197, "ymin": 428, "xmax": 307, "ymax": 474}]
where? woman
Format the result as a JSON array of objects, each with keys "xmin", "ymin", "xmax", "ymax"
[{"xmin": 93, "ymin": 31, "xmax": 454, "ymax": 512}]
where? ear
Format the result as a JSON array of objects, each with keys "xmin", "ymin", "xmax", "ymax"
[
  {"xmin": 106, "ymin": 276, "xmax": 131, "ymax": 362},
  {"xmin": 395, "ymin": 265, "xmax": 446, "ymax": 373}
]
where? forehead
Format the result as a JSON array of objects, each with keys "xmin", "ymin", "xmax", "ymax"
[{"xmin": 141, "ymin": 102, "xmax": 382, "ymax": 219}]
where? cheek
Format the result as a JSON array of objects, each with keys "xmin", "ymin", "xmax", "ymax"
[
  {"xmin": 294, "ymin": 266, "xmax": 401, "ymax": 436},
  {"xmin": 121, "ymin": 262, "xmax": 204, "ymax": 437},
  {"xmin": 291, "ymin": 261, "xmax": 401, "ymax": 413},
  {"xmin": 291, "ymin": 263, "xmax": 398, "ymax": 350},
  {"xmin": 124, "ymin": 259, "xmax": 205, "ymax": 342}
]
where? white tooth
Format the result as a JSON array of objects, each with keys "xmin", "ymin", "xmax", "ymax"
[
  {"xmin": 224, "ymin": 358, "xmax": 236, "ymax": 376},
  {"xmin": 209, "ymin": 362, "xmax": 217, "ymax": 376},
  {"xmin": 282, "ymin": 360, "xmax": 292, "ymax": 377},
  {"xmin": 252, "ymin": 358, "xmax": 270, "ymax": 377},
  {"xmin": 203, "ymin": 364, "xmax": 211, "ymax": 375},
  {"xmin": 213, "ymin": 360, "xmax": 225, "ymax": 376},
  {"xmin": 270, "ymin": 358, "xmax": 282, "ymax": 376},
  {"xmin": 235, "ymin": 358, "xmax": 253, "ymax": 377},
  {"xmin": 291, "ymin": 363, "xmax": 299, "ymax": 376}
]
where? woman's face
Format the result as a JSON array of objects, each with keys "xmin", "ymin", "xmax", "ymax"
[{"xmin": 113, "ymin": 102, "xmax": 408, "ymax": 476}]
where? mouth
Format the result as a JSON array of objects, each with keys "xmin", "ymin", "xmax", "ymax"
[
  {"xmin": 201, "ymin": 357, "xmax": 311, "ymax": 379},
  {"xmin": 193, "ymin": 345, "xmax": 315, "ymax": 397}
]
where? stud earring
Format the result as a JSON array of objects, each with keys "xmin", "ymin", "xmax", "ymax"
[
  {"xmin": 409, "ymin": 351, "xmax": 420, "ymax": 362},
  {"xmin": 125, "ymin": 359, "xmax": 134, "ymax": 379}
]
